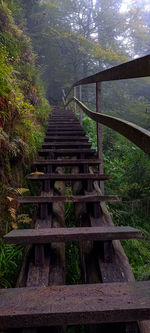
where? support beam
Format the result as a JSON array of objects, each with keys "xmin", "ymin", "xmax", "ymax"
[
  {"xmin": 96, "ymin": 82, "xmax": 104, "ymax": 194},
  {"xmin": 79, "ymin": 85, "xmax": 82, "ymax": 125},
  {"xmin": 74, "ymin": 87, "xmax": 77, "ymax": 113}
]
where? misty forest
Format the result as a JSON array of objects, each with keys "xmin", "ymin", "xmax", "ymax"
[{"xmin": 0, "ymin": 0, "xmax": 150, "ymax": 307}]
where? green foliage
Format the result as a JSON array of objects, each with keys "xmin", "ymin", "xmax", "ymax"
[
  {"xmin": 0, "ymin": 238, "xmax": 23, "ymax": 288},
  {"xmin": 103, "ymin": 132, "xmax": 150, "ymax": 199},
  {"xmin": 65, "ymin": 199, "xmax": 85, "ymax": 332},
  {"xmin": 82, "ymin": 115, "xmax": 97, "ymax": 150},
  {"xmin": 82, "ymin": 115, "xmax": 150, "ymax": 281},
  {"xmin": 65, "ymin": 202, "xmax": 81, "ymax": 285},
  {"xmin": 0, "ymin": 31, "xmax": 21, "ymax": 58},
  {"xmin": 0, "ymin": 46, "xmax": 13, "ymax": 97},
  {"xmin": 104, "ymin": 135, "xmax": 150, "ymax": 281},
  {"xmin": 0, "ymin": 2, "xmax": 51, "ymax": 296},
  {"xmin": 0, "ymin": 1, "xmax": 50, "ymax": 185},
  {"xmin": 122, "ymin": 238, "xmax": 150, "ymax": 280}
]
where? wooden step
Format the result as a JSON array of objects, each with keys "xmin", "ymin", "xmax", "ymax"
[
  {"xmin": 46, "ymin": 131, "xmax": 84, "ymax": 135},
  {"xmin": 50, "ymin": 118, "xmax": 76, "ymax": 121},
  {"xmin": 33, "ymin": 159, "xmax": 101, "ymax": 166},
  {"xmin": 48, "ymin": 118, "xmax": 81, "ymax": 126},
  {"xmin": 38, "ymin": 149, "xmax": 96, "ymax": 155},
  {"xmin": 50, "ymin": 115, "xmax": 76, "ymax": 117},
  {"xmin": 27, "ymin": 173, "xmax": 109, "ymax": 181},
  {"xmin": 18, "ymin": 195, "xmax": 121, "ymax": 204},
  {"xmin": 0, "ymin": 281, "xmax": 150, "ymax": 329},
  {"xmin": 42, "ymin": 142, "xmax": 91, "ymax": 148},
  {"xmin": 47, "ymin": 128, "xmax": 83, "ymax": 131},
  {"xmin": 48, "ymin": 124, "xmax": 82, "ymax": 126},
  {"xmin": 44, "ymin": 136, "xmax": 88, "ymax": 141},
  {"xmin": 4, "ymin": 226, "xmax": 142, "ymax": 244},
  {"xmin": 48, "ymin": 124, "xmax": 82, "ymax": 127},
  {"xmin": 49, "ymin": 120, "xmax": 77, "ymax": 123}
]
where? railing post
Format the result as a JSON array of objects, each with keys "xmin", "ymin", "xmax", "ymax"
[
  {"xmin": 74, "ymin": 87, "xmax": 77, "ymax": 114},
  {"xmin": 62, "ymin": 89, "xmax": 66, "ymax": 109},
  {"xmin": 96, "ymin": 82, "xmax": 104, "ymax": 194},
  {"xmin": 79, "ymin": 85, "xmax": 82, "ymax": 126}
]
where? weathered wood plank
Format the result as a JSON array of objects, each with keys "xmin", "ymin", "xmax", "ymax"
[
  {"xmin": 42, "ymin": 142, "xmax": 91, "ymax": 147},
  {"xmin": 33, "ymin": 159, "xmax": 101, "ymax": 166},
  {"xmin": 27, "ymin": 173, "xmax": 109, "ymax": 181},
  {"xmin": 48, "ymin": 121, "xmax": 79, "ymax": 123},
  {"xmin": 0, "ymin": 282, "xmax": 150, "ymax": 329},
  {"xmin": 46, "ymin": 131, "xmax": 84, "ymax": 135},
  {"xmin": 38, "ymin": 149, "xmax": 96, "ymax": 155},
  {"xmin": 4, "ymin": 226, "xmax": 142, "ymax": 244},
  {"xmin": 44, "ymin": 136, "xmax": 88, "ymax": 141},
  {"xmin": 48, "ymin": 126, "xmax": 82, "ymax": 129},
  {"xmin": 18, "ymin": 195, "xmax": 121, "ymax": 204}
]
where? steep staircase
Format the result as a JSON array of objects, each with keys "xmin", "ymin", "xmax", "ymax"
[{"xmin": 1, "ymin": 106, "xmax": 150, "ymax": 332}]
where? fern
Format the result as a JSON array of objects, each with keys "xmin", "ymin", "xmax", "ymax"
[
  {"xmin": 14, "ymin": 188, "xmax": 29, "ymax": 195},
  {"xmin": 17, "ymin": 214, "xmax": 32, "ymax": 224}
]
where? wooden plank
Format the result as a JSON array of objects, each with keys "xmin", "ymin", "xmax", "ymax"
[
  {"xmin": 4, "ymin": 226, "xmax": 142, "ymax": 244},
  {"xmin": 0, "ymin": 281, "xmax": 150, "ymax": 329},
  {"xmin": 74, "ymin": 55, "xmax": 150, "ymax": 86},
  {"xmin": 47, "ymin": 128, "xmax": 82, "ymax": 131},
  {"xmin": 42, "ymin": 142, "xmax": 91, "ymax": 147},
  {"xmin": 18, "ymin": 195, "xmax": 121, "ymax": 204},
  {"xmin": 47, "ymin": 126, "xmax": 82, "ymax": 134},
  {"xmin": 46, "ymin": 131, "xmax": 84, "ymax": 135},
  {"xmin": 50, "ymin": 117, "xmax": 76, "ymax": 120},
  {"xmin": 38, "ymin": 149, "xmax": 96, "ymax": 155},
  {"xmin": 50, "ymin": 119, "xmax": 76, "ymax": 122},
  {"xmin": 47, "ymin": 124, "xmax": 82, "ymax": 127},
  {"xmin": 27, "ymin": 173, "xmax": 109, "ymax": 180},
  {"xmin": 44, "ymin": 136, "xmax": 88, "ymax": 141},
  {"xmin": 33, "ymin": 159, "xmax": 101, "ymax": 166},
  {"xmin": 50, "ymin": 121, "xmax": 76, "ymax": 123}
]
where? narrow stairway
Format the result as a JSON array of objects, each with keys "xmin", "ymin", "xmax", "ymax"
[{"xmin": 1, "ymin": 107, "xmax": 150, "ymax": 333}]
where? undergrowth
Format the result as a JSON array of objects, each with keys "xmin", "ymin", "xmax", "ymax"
[
  {"xmin": 65, "ymin": 201, "xmax": 85, "ymax": 333},
  {"xmin": 65, "ymin": 201, "xmax": 81, "ymax": 285},
  {"xmin": 0, "ymin": 0, "xmax": 51, "ymax": 280},
  {"xmin": 0, "ymin": 239, "xmax": 23, "ymax": 288},
  {"xmin": 82, "ymin": 113, "xmax": 150, "ymax": 281}
]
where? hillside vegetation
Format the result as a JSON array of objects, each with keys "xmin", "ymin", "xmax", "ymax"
[{"xmin": 0, "ymin": 0, "xmax": 51, "ymax": 286}]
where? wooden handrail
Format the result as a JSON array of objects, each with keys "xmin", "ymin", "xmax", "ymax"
[
  {"xmin": 74, "ymin": 55, "xmax": 150, "ymax": 86},
  {"xmin": 65, "ymin": 55, "xmax": 150, "ymax": 98},
  {"xmin": 66, "ymin": 97, "xmax": 150, "ymax": 156}
]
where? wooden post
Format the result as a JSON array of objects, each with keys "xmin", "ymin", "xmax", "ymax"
[
  {"xmin": 74, "ymin": 87, "xmax": 77, "ymax": 114},
  {"xmin": 79, "ymin": 85, "xmax": 82, "ymax": 125},
  {"xmin": 62, "ymin": 89, "xmax": 66, "ymax": 109},
  {"xmin": 96, "ymin": 82, "xmax": 104, "ymax": 194}
]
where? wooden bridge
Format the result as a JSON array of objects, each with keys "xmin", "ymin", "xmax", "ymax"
[{"xmin": 1, "ymin": 55, "xmax": 150, "ymax": 332}]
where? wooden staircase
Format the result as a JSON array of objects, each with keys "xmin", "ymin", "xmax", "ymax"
[{"xmin": 1, "ymin": 107, "xmax": 150, "ymax": 332}]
